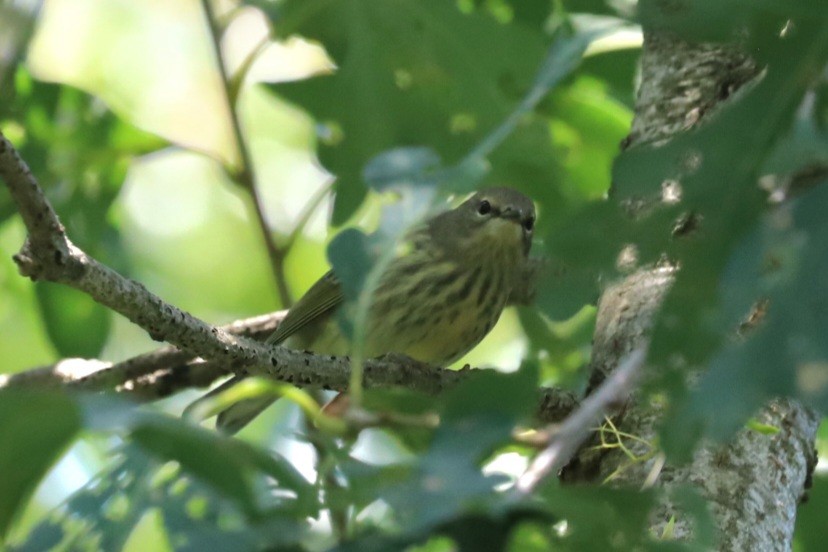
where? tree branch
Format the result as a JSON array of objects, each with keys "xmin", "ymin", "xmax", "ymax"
[
  {"xmin": 0, "ymin": 316, "xmax": 577, "ymax": 423},
  {"xmin": 0, "ymin": 128, "xmax": 574, "ymax": 421},
  {"xmin": 0, "ymin": 312, "xmax": 284, "ymax": 397},
  {"xmin": 0, "ymin": 128, "xmax": 342, "ymax": 384}
]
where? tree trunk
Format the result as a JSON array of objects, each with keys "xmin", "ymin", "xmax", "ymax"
[{"xmin": 564, "ymin": 31, "xmax": 821, "ymax": 550}]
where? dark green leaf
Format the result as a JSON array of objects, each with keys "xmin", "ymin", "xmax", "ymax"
[
  {"xmin": 267, "ymin": 0, "xmax": 548, "ymax": 222},
  {"xmin": 439, "ymin": 508, "xmax": 551, "ymax": 552},
  {"xmin": 542, "ymin": 485, "xmax": 655, "ymax": 550},
  {"xmin": 324, "ymin": 366, "xmax": 544, "ymax": 550},
  {"xmin": 507, "ymin": 521, "xmax": 555, "ymax": 552},
  {"xmin": 375, "ymin": 365, "xmax": 538, "ymax": 533},
  {"xmin": 3, "ymin": 70, "xmax": 164, "ymax": 260},
  {"xmin": 0, "ymin": 390, "xmax": 80, "ymax": 540},
  {"xmin": 762, "ymin": 99, "xmax": 828, "ymax": 177},
  {"xmin": 542, "ymin": 485, "xmax": 717, "ymax": 551},
  {"xmin": 664, "ymin": 181, "xmax": 828, "ymax": 457},
  {"xmin": 361, "ymin": 388, "xmax": 438, "ymax": 452},
  {"xmin": 325, "ymin": 184, "xmax": 438, "ymax": 339},
  {"xmin": 607, "ymin": 11, "xmax": 828, "ymax": 383},
  {"xmin": 460, "ymin": 0, "xmax": 554, "ymax": 30},
  {"xmin": 363, "ymin": 146, "xmax": 441, "ymax": 240},
  {"xmin": 130, "ymin": 417, "xmax": 315, "ymax": 517},
  {"xmin": 669, "ymin": 487, "xmax": 716, "ymax": 550},
  {"xmin": 441, "ymin": 361, "xmax": 538, "ymax": 421},
  {"xmin": 327, "ymin": 228, "xmax": 375, "ymax": 302},
  {"xmin": 0, "ymin": 2, "xmax": 42, "ymax": 109},
  {"xmin": 795, "ymin": 472, "xmax": 828, "ymax": 551},
  {"xmin": 13, "ymin": 448, "xmax": 164, "ymax": 552},
  {"xmin": 517, "ymin": 306, "xmax": 594, "ymax": 388},
  {"xmin": 637, "ymin": 0, "xmax": 815, "ymax": 50},
  {"xmin": 14, "ymin": 444, "xmax": 309, "ymax": 552},
  {"xmin": 362, "ymin": 147, "xmax": 442, "ymax": 192},
  {"xmin": 35, "ymin": 283, "xmax": 111, "ymax": 358}
]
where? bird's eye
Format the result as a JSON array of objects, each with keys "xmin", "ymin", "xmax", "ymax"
[
  {"xmin": 477, "ymin": 200, "xmax": 492, "ymax": 215},
  {"xmin": 523, "ymin": 217, "xmax": 535, "ymax": 231}
]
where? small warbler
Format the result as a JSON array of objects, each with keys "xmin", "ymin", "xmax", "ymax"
[{"xmin": 216, "ymin": 187, "xmax": 536, "ymax": 433}]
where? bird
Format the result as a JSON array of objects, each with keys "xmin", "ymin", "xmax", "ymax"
[{"xmin": 215, "ymin": 187, "xmax": 536, "ymax": 433}]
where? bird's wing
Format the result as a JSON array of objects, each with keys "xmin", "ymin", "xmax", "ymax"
[{"xmin": 266, "ymin": 270, "xmax": 344, "ymax": 345}]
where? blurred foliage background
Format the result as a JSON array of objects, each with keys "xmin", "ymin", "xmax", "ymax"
[{"xmin": 0, "ymin": 0, "xmax": 826, "ymax": 550}]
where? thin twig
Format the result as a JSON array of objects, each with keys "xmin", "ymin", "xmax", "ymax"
[
  {"xmin": 282, "ymin": 178, "xmax": 335, "ymax": 252},
  {"xmin": 200, "ymin": 0, "xmax": 294, "ymax": 306},
  {"xmin": 515, "ymin": 347, "xmax": 646, "ymax": 494}
]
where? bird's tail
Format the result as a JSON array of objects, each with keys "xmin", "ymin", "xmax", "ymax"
[
  {"xmin": 198, "ymin": 374, "xmax": 276, "ymax": 435},
  {"xmin": 216, "ymin": 394, "xmax": 277, "ymax": 434}
]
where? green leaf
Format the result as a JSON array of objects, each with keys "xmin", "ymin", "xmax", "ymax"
[
  {"xmin": 11, "ymin": 400, "xmax": 315, "ymax": 548},
  {"xmin": 795, "ymin": 472, "xmax": 828, "ymax": 551},
  {"xmin": 436, "ymin": 509, "xmax": 551, "ymax": 552},
  {"xmin": 533, "ymin": 259, "xmax": 601, "ymax": 320},
  {"xmin": 0, "ymin": 389, "xmax": 81, "ymax": 540},
  {"xmin": 538, "ymin": 485, "xmax": 715, "ymax": 550},
  {"xmin": 325, "ymin": 173, "xmax": 440, "ymax": 339},
  {"xmin": 542, "ymin": 486, "xmax": 655, "ymax": 550},
  {"xmin": 15, "ymin": 449, "xmax": 157, "ymax": 552},
  {"xmin": 579, "ymin": 46, "xmax": 640, "ymax": 110},
  {"xmin": 130, "ymin": 417, "xmax": 315, "ymax": 517},
  {"xmin": 762, "ymin": 97, "xmax": 828, "ymax": 177},
  {"xmin": 668, "ymin": 487, "xmax": 716, "ymax": 549},
  {"xmin": 638, "ymin": 0, "xmax": 817, "ymax": 49},
  {"xmin": 664, "ymin": 180, "xmax": 828, "ymax": 457},
  {"xmin": 377, "ymin": 365, "xmax": 538, "ymax": 533},
  {"xmin": 607, "ymin": 8, "xmax": 828, "ymax": 387},
  {"xmin": 325, "ymin": 366, "xmax": 543, "ymax": 550},
  {"xmin": 517, "ymin": 306, "xmax": 595, "ymax": 387},
  {"xmin": 15, "ymin": 444, "xmax": 309, "ymax": 552},
  {"xmin": 361, "ymin": 388, "xmax": 439, "ymax": 452},
  {"xmin": 268, "ymin": 0, "xmax": 549, "ymax": 223},
  {"xmin": 362, "ymin": 146, "xmax": 441, "ymax": 239},
  {"xmin": 507, "ymin": 521, "xmax": 556, "ymax": 552},
  {"xmin": 35, "ymin": 283, "xmax": 111, "ymax": 358},
  {"xmin": 535, "ymin": 200, "xmax": 653, "ymax": 320},
  {"xmin": 548, "ymin": 77, "xmax": 633, "ymax": 201},
  {"xmin": 441, "ymin": 361, "xmax": 538, "ymax": 421},
  {"xmin": 363, "ymin": 147, "xmax": 442, "ymax": 192},
  {"xmin": 327, "ymin": 228, "xmax": 375, "ymax": 302},
  {"xmin": 3, "ymin": 71, "xmax": 164, "ymax": 259},
  {"xmin": 0, "ymin": 2, "xmax": 41, "ymax": 110}
]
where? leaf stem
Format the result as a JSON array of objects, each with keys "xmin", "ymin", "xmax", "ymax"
[
  {"xmin": 283, "ymin": 178, "xmax": 336, "ymax": 252},
  {"xmin": 200, "ymin": 0, "xmax": 294, "ymax": 307},
  {"xmin": 466, "ymin": 27, "xmax": 607, "ymax": 163}
]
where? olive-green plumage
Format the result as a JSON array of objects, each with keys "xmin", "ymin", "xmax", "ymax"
[{"xmin": 216, "ymin": 187, "xmax": 536, "ymax": 433}]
